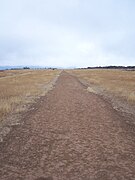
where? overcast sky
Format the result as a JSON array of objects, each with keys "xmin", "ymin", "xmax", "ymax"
[{"xmin": 0, "ymin": 0, "xmax": 135, "ymax": 68}]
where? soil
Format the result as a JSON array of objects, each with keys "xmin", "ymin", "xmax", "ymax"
[{"xmin": 0, "ymin": 71, "xmax": 135, "ymax": 180}]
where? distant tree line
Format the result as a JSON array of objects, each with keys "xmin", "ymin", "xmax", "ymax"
[
  {"xmin": 23, "ymin": 67, "xmax": 30, "ymax": 69},
  {"xmin": 10, "ymin": 67, "xmax": 57, "ymax": 70},
  {"xmin": 78, "ymin": 66, "xmax": 135, "ymax": 70},
  {"xmin": 10, "ymin": 67, "xmax": 30, "ymax": 70}
]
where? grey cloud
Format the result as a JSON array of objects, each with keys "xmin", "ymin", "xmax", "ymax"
[{"xmin": 0, "ymin": 0, "xmax": 135, "ymax": 67}]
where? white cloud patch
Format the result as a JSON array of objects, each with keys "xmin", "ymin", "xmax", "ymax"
[{"xmin": 0, "ymin": 0, "xmax": 135, "ymax": 67}]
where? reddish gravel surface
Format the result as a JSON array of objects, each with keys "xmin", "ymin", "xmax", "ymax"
[{"xmin": 0, "ymin": 71, "xmax": 135, "ymax": 180}]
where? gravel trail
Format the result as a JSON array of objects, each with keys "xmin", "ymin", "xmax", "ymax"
[{"xmin": 0, "ymin": 71, "xmax": 135, "ymax": 180}]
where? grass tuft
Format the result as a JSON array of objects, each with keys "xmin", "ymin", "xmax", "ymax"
[
  {"xmin": 71, "ymin": 69, "xmax": 135, "ymax": 103},
  {"xmin": 0, "ymin": 69, "xmax": 60, "ymax": 121}
]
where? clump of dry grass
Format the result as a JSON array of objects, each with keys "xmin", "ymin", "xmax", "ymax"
[
  {"xmin": 71, "ymin": 69, "xmax": 135, "ymax": 103},
  {"xmin": 0, "ymin": 69, "xmax": 60, "ymax": 121},
  {"xmin": 0, "ymin": 69, "xmax": 32, "ymax": 78}
]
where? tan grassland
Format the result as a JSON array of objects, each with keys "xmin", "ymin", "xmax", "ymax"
[
  {"xmin": 0, "ymin": 69, "xmax": 60, "ymax": 121},
  {"xmin": 71, "ymin": 69, "xmax": 135, "ymax": 103}
]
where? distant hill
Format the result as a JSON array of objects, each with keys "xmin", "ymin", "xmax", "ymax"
[
  {"xmin": 0, "ymin": 66, "xmax": 60, "ymax": 70},
  {"xmin": 0, "ymin": 66, "xmax": 45, "ymax": 70}
]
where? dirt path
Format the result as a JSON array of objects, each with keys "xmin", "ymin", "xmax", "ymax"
[{"xmin": 0, "ymin": 71, "xmax": 135, "ymax": 180}]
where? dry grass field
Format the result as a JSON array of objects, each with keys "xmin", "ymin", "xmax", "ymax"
[
  {"xmin": 0, "ymin": 69, "xmax": 60, "ymax": 121},
  {"xmin": 71, "ymin": 69, "xmax": 135, "ymax": 103}
]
